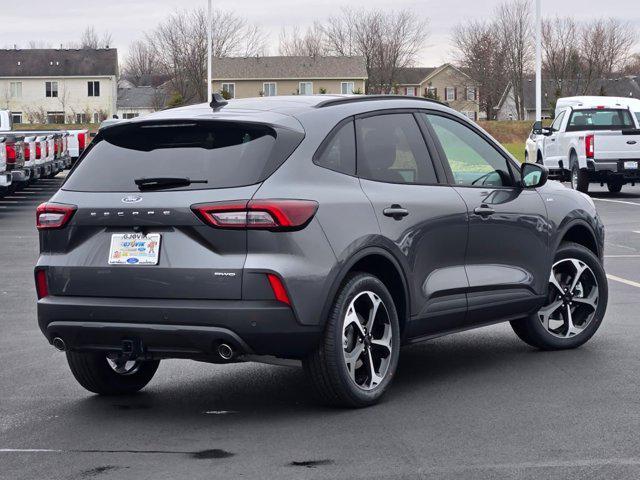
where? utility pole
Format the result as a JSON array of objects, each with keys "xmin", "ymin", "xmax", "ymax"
[
  {"xmin": 207, "ymin": 0, "xmax": 213, "ymax": 101},
  {"xmin": 535, "ymin": 0, "xmax": 542, "ymax": 122}
]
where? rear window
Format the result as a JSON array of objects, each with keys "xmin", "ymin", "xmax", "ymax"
[
  {"xmin": 63, "ymin": 121, "xmax": 303, "ymax": 192},
  {"xmin": 566, "ymin": 109, "xmax": 635, "ymax": 132}
]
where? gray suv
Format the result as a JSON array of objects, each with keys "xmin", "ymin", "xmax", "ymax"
[{"xmin": 35, "ymin": 95, "xmax": 608, "ymax": 407}]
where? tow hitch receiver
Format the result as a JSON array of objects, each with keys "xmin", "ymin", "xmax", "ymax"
[{"xmin": 120, "ymin": 338, "xmax": 143, "ymax": 360}]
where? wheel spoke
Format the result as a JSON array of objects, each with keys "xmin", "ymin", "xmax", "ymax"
[
  {"xmin": 365, "ymin": 292, "xmax": 382, "ymax": 332},
  {"xmin": 568, "ymin": 259, "xmax": 588, "ymax": 294},
  {"xmin": 366, "ymin": 349, "xmax": 384, "ymax": 388},
  {"xmin": 572, "ymin": 288, "xmax": 598, "ymax": 310},
  {"xmin": 344, "ymin": 342, "xmax": 365, "ymax": 382},
  {"xmin": 371, "ymin": 323, "xmax": 392, "ymax": 353},
  {"xmin": 564, "ymin": 304, "xmax": 583, "ymax": 337},
  {"xmin": 344, "ymin": 307, "xmax": 365, "ymax": 338},
  {"xmin": 549, "ymin": 272, "xmax": 565, "ymax": 295},
  {"xmin": 539, "ymin": 299, "xmax": 564, "ymax": 330}
]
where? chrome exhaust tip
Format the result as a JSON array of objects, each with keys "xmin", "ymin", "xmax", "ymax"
[
  {"xmin": 217, "ymin": 343, "xmax": 234, "ymax": 360},
  {"xmin": 52, "ymin": 337, "xmax": 66, "ymax": 352}
]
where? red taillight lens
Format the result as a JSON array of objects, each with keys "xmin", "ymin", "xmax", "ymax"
[
  {"xmin": 585, "ymin": 134, "xmax": 595, "ymax": 159},
  {"xmin": 192, "ymin": 200, "xmax": 318, "ymax": 230},
  {"xmin": 54, "ymin": 141, "xmax": 59, "ymax": 155},
  {"xmin": 35, "ymin": 269, "xmax": 49, "ymax": 299},
  {"xmin": 267, "ymin": 273, "xmax": 291, "ymax": 305},
  {"xmin": 35, "ymin": 142, "xmax": 42, "ymax": 159},
  {"xmin": 6, "ymin": 144, "xmax": 16, "ymax": 164},
  {"xmin": 78, "ymin": 132, "xmax": 86, "ymax": 151},
  {"xmin": 24, "ymin": 144, "xmax": 30, "ymax": 161},
  {"xmin": 45, "ymin": 142, "xmax": 50, "ymax": 157},
  {"xmin": 36, "ymin": 203, "xmax": 77, "ymax": 229}
]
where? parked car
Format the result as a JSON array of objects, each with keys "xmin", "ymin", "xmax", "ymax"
[
  {"xmin": 35, "ymin": 95, "xmax": 608, "ymax": 407},
  {"xmin": 527, "ymin": 102, "xmax": 640, "ymax": 193},
  {"xmin": 0, "ymin": 136, "xmax": 12, "ymax": 194},
  {"xmin": 1, "ymin": 134, "xmax": 30, "ymax": 190}
]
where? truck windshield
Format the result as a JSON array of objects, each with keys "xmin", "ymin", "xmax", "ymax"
[{"xmin": 566, "ymin": 109, "xmax": 635, "ymax": 132}]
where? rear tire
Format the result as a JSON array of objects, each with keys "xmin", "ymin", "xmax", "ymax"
[
  {"xmin": 304, "ymin": 273, "xmax": 401, "ymax": 408},
  {"xmin": 66, "ymin": 351, "xmax": 160, "ymax": 395},
  {"xmin": 607, "ymin": 180, "xmax": 623, "ymax": 193},
  {"xmin": 570, "ymin": 156, "xmax": 589, "ymax": 193},
  {"xmin": 511, "ymin": 242, "xmax": 607, "ymax": 350}
]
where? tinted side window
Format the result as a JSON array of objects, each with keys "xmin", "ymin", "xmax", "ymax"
[
  {"xmin": 425, "ymin": 113, "xmax": 513, "ymax": 187},
  {"xmin": 314, "ymin": 119, "xmax": 356, "ymax": 175},
  {"xmin": 356, "ymin": 113, "xmax": 437, "ymax": 184}
]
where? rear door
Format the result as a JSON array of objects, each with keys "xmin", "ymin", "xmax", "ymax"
[
  {"xmin": 44, "ymin": 119, "xmax": 302, "ymax": 300},
  {"xmin": 543, "ymin": 110, "xmax": 565, "ymax": 166},
  {"xmin": 355, "ymin": 111, "xmax": 469, "ymax": 338},
  {"xmin": 422, "ymin": 112, "xmax": 549, "ymax": 325}
]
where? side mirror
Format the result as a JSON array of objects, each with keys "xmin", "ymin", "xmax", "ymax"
[
  {"xmin": 532, "ymin": 121, "xmax": 543, "ymax": 135},
  {"xmin": 521, "ymin": 162, "xmax": 548, "ymax": 189}
]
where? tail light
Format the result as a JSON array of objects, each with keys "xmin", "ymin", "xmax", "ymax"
[
  {"xmin": 24, "ymin": 143, "xmax": 30, "ymax": 161},
  {"xmin": 36, "ymin": 202, "xmax": 77, "ymax": 229},
  {"xmin": 78, "ymin": 132, "xmax": 86, "ymax": 152},
  {"xmin": 35, "ymin": 269, "xmax": 49, "ymax": 299},
  {"xmin": 6, "ymin": 144, "xmax": 16, "ymax": 165},
  {"xmin": 54, "ymin": 140, "xmax": 59, "ymax": 156},
  {"xmin": 267, "ymin": 273, "xmax": 291, "ymax": 305},
  {"xmin": 35, "ymin": 142, "xmax": 42, "ymax": 159},
  {"xmin": 585, "ymin": 134, "xmax": 595, "ymax": 159},
  {"xmin": 192, "ymin": 199, "xmax": 318, "ymax": 230}
]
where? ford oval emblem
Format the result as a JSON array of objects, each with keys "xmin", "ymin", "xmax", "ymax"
[
  {"xmin": 121, "ymin": 195, "xmax": 142, "ymax": 204},
  {"xmin": 627, "ymin": 140, "xmax": 637, "ymax": 145}
]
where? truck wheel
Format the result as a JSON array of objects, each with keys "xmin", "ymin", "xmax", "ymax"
[
  {"xmin": 66, "ymin": 351, "xmax": 160, "ymax": 395},
  {"xmin": 607, "ymin": 180, "xmax": 622, "ymax": 193},
  {"xmin": 524, "ymin": 152, "xmax": 529, "ymax": 163},
  {"xmin": 570, "ymin": 161, "xmax": 589, "ymax": 194},
  {"xmin": 510, "ymin": 242, "xmax": 607, "ymax": 350},
  {"xmin": 536, "ymin": 152, "xmax": 543, "ymax": 165},
  {"xmin": 304, "ymin": 272, "xmax": 400, "ymax": 408}
]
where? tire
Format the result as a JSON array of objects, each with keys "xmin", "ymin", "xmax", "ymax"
[
  {"xmin": 511, "ymin": 242, "xmax": 608, "ymax": 350},
  {"xmin": 66, "ymin": 351, "xmax": 160, "ymax": 395},
  {"xmin": 304, "ymin": 272, "xmax": 401, "ymax": 408},
  {"xmin": 536, "ymin": 152, "xmax": 543, "ymax": 165},
  {"xmin": 607, "ymin": 180, "xmax": 623, "ymax": 193},
  {"xmin": 570, "ymin": 155, "xmax": 589, "ymax": 193}
]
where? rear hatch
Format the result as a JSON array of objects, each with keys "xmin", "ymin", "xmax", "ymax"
[
  {"xmin": 41, "ymin": 116, "xmax": 303, "ymax": 300},
  {"xmin": 594, "ymin": 130, "xmax": 640, "ymax": 161}
]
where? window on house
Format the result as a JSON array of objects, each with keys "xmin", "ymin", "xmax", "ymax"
[
  {"xmin": 75, "ymin": 113, "xmax": 87, "ymax": 124},
  {"xmin": 299, "ymin": 82, "xmax": 313, "ymax": 95},
  {"xmin": 92, "ymin": 112, "xmax": 100, "ymax": 123},
  {"xmin": 122, "ymin": 113, "xmax": 139, "ymax": 119},
  {"xmin": 9, "ymin": 81, "xmax": 22, "ymax": 98},
  {"xmin": 466, "ymin": 87, "xmax": 476, "ymax": 101},
  {"xmin": 11, "ymin": 112, "xmax": 22, "ymax": 124},
  {"xmin": 341, "ymin": 82, "xmax": 355, "ymax": 94},
  {"xmin": 46, "ymin": 111, "xmax": 65, "ymax": 124},
  {"xmin": 263, "ymin": 82, "xmax": 277, "ymax": 96},
  {"xmin": 445, "ymin": 87, "xmax": 455, "ymax": 102},
  {"xmin": 405, "ymin": 86, "xmax": 416, "ymax": 96},
  {"xmin": 45, "ymin": 81, "xmax": 58, "ymax": 98},
  {"xmin": 88, "ymin": 81, "xmax": 100, "ymax": 97},
  {"xmin": 426, "ymin": 86, "xmax": 438, "ymax": 98},
  {"xmin": 221, "ymin": 83, "xmax": 235, "ymax": 99}
]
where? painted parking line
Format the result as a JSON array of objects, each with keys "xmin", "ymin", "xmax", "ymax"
[
  {"xmin": 607, "ymin": 274, "xmax": 640, "ymax": 289},
  {"xmin": 605, "ymin": 254, "xmax": 640, "ymax": 258},
  {"xmin": 593, "ymin": 198, "xmax": 640, "ymax": 207}
]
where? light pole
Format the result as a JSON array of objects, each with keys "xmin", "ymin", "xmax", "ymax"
[
  {"xmin": 207, "ymin": 0, "xmax": 213, "ymax": 101},
  {"xmin": 535, "ymin": 0, "xmax": 542, "ymax": 123}
]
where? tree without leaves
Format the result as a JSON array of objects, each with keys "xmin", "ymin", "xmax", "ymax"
[
  {"xmin": 541, "ymin": 17, "xmax": 581, "ymax": 97},
  {"xmin": 122, "ymin": 40, "xmax": 161, "ymax": 86},
  {"xmin": 279, "ymin": 22, "xmax": 328, "ymax": 57},
  {"xmin": 77, "ymin": 26, "xmax": 113, "ymax": 49},
  {"xmin": 452, "ymin": 20, "xmax": 508, "ymax": 119}
]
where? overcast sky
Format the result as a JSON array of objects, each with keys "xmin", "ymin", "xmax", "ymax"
[{"xmin": 2, "ymin": 0, "xmax": 639, "ymax": 66}]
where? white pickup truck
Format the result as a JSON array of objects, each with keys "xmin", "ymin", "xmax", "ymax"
[{"xmin": 526, "ymin": 104, "xmax": 640, "ymax": 193}]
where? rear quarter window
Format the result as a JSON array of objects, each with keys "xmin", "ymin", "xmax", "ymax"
[{"xmin": 63, "ymin": 121, "xmax": 303, "ymax": 192}]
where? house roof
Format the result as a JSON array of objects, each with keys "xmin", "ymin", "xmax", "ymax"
[
  {"xmin": 212, "ymin": 56, "xmax": 367, "ymax": 80},
  {"xmin": 117, "ymin": 86, "xmax": 165, "ymax": 109},
  {"xmin": 395, "ymin": 67, "xmax": 436, "ymax": 85},
  {"xmin": 0, "ymin": 48, "xmax": 118, "ymax": 77},
  {"xmin": 499, "ymin": 76, "xmax": 640, "ymax": 111}
]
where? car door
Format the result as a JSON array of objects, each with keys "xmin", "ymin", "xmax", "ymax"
[
  {"xmin": 355, "ymin": 111, "xmax": 470, "ymax": 339},
  {"xmin": 543, "ymin": 110, "xmax": 565, "ymax": 167},
  {"xmin": 422, "ymin": 112, "xmax": 549, "ymax": 326}
]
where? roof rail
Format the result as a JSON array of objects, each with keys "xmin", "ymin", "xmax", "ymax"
[{"xmin": 315, "ymin": 95, "xmax": 446, "ymax": 108}]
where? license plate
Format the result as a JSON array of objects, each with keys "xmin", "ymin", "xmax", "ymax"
[
  {"xmin": 624, "ymin": 161, "xmax": 638, "ymax": 170},
  {"xmin": 108, "ymin": 233, "xmax": 161, "ymax": 265}
]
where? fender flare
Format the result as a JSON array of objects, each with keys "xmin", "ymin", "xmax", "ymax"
[
  {"xmin": 553, "ymin": 217, "xmax": 600, "ymax": 258},
  {"xmin": 319, "ymin": 245, "xmax": 411, "ymax": 329}
]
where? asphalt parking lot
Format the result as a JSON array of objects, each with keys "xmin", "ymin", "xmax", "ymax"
[{"xmin": 1, "ymin": 177, "xmax": 639, "ymax": 480}]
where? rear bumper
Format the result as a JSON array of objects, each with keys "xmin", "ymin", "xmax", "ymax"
[
  {"xmin": 38, "ymin": 295, "xmax": 322, "ymax": 360},
  {"xmin": 10, "ymin": 168, "xmax": 31, "ymax": 183},
  {"xmin": 0, "ymin": 172, "xmax": 11, "ymax": 187},
  {"xmin": 589, "ymin": 159, "xmax": 640, "ymax": 179}
]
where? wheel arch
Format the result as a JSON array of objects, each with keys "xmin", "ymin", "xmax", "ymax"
[
  {"xmin": 321, "ymin": 246, "xmax": 411, "ymax": 335},
  {"xmin": 556, "ymin": 219, "xmax": 600, "ymax": 258}
]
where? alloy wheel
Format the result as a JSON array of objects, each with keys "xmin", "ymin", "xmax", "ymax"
[
  {"xmin": 538, "ymin": 258, "xmax": 599, "ymax": 338},
  {"xmin": 571, "ymin": 168, "xmax": 578, "ymax": 190},
  {"xmin": 342, "ymin": 291, "xmax": 393, "ymax": 390},
  {"xmin": 106, "ymin": 355, "xmax": 141, "ymax": 375}
]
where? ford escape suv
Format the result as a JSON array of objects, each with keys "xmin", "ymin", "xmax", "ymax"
[{"xmin": 35, "ymin": 95, "xmax": 607, "ymax": 407}]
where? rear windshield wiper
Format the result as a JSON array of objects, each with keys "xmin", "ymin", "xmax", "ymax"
[{"xmin": 134, "ymin": 176, "xmax": 208, "ymax": 190}]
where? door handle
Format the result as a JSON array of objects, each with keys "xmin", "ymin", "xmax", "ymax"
[
  {"xmin": 473, "ymin": 205, "xmax": 495, "ymax": 217},
  {"xmin": 383, "ymin": 205, "xmax": 409, "ymax": 220}
]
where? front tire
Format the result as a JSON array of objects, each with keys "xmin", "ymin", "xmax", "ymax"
[
  {"xmin": 304, "ymin": 273, "xmax": 401, "ymax": 408},
  {"xmin": 570, "ymin": 154, "xmax": 589, "ymax": 193},
  {"xmin": 511, "ymin": 242, "xmax": 607, "ymax": 350},
  {"xmin": 66, "ymin": 351, "xmax": 160, "ymax": 395}
]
